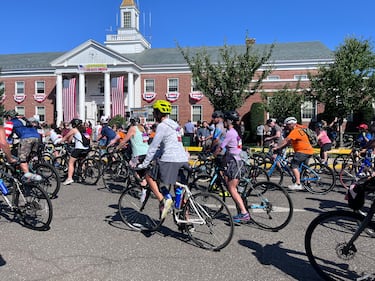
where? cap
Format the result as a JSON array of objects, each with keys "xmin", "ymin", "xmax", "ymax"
[{"xmin": 357, "ymin": 123, "xmax": 368, "ymax": 130}]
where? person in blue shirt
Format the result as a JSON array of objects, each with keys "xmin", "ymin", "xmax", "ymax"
[
  {"xmin": 97, "ymin": 116, "xmax": 120, "ymax": 147},
  {"xmin": 357, "ymin": 123, "xmax": 372, "ymax": 148}
]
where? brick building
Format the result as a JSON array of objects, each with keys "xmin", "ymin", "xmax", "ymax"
[{"xmin": 0, "ymin": 0, "xmax": 333, "ymax": 127}]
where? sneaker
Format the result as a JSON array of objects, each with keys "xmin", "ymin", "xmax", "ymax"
[
  {"xmin": 233, "ymin": 213, "xmax": 250, "ymax": 223},
  {"xmin": 22, "ymin": 172, "xmax": 42, "ymax": 182},
  {"xmin": 288, "ymin": 183, "xmax": 303, "ymax": 191},
  {"xmin": 159, "ymin": 198, "xmax": 173, "ymax": 219},
  {"xmin": 62, "ymin": 178, "xmax": 74, "ymax": 185}
]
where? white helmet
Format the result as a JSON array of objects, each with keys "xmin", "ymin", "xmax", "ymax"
[
  {"xmin": 284, "ymin": 117, "xmax": 297, "ymax": 125},
  {"xmin": 100, "ymin": 116, "xmax": 109, "ymax": 124}
]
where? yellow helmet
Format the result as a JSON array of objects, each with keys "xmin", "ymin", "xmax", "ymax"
[{"xmin": 153, "ymin": 100, "xmax": 172, "ymax": 114}]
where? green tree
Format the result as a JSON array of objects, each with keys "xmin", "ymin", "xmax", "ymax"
[
  {"xmin": 262, "ymin": 84, "xmax": 304, "ymax": 123},
  {"xmin": 309, "ymin": 37, "xmax": 375, "ymax": 119},
  {"xmin": 178, "ymin": 39, "xmax": 274, "ymax": 111}
]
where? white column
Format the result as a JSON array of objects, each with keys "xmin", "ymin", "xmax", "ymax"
[
  {"xmin": 127, "ymin": 72, "xmax": 134, "ymax": 112},
  {"xmin": 56, "ymin": 74, "xmax": 63, "ymax": 125},
  {"xmin": 79, "ymin": 73, "xmax": 86, "ymax": 121},
  {"xmin": 104, "ymin": 72, "xmax": 111, "ymax": 117}
]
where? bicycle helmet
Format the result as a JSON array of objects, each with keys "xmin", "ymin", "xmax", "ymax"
[
  {"xmin": 284, "ymin": 117, "xmax": 297, "ymax": 125},
  {"xmin": 3, "ymin": 109, "xmax": 18, "ymax": 118},
  {"xmin": 224, "ymin": 110, "xmax": 240, "ymax": 121},
  {"xmin": 100, "ymin": 116, "xmax": 109, "ymax": 124},
  {"xmin": 153, "ymin": 100, "xmax": 171, "ymax": 114},
  {"xmin": 211, "ymin": 110, "xmax": 224, "ymax": 119},
  {"xmin": 70, "ymin": 118, "xmax": 82, "ymax": 128}
]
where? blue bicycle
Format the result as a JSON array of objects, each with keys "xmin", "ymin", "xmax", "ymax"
[{"xmin": 265, "ymin": 151, "xmax": 336, "ymax": 194}]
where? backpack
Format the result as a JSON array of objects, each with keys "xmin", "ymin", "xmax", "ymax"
[
  {"xmin": 80, "ymin": 132, "xmax": 90, "ymax": 147},
  {"xmin": 303, "ymin": 127, "xmax": 318, "ymax": 146}
]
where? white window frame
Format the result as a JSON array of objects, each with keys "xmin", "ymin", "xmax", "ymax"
[
  {"xmin": 192, "ymin": 105, "xmax": 202, "ymax": 122},
  {"xmin": 35, "ymin": 81, "xmax": 45, "ymax": 94},
  {"xmin": 123, "ymin": 11, "xmax": 131, "ymax": 28},
  {"xmin": 294, "ymin": 74, "xmax": 308, "ymax": 80},
  {"xmin": 301, "ymin": 100, "xmax": 317, "ymax": 121},
  {"xmin": 168, "ymin": 78, "xmax": 179, "ymax": 93},
  {"xmin": 15, "ymin": 106, "xmax": 25, "ymax": 116},
  {"xmin": 170, "ymin": 105, "xmax": 178, "ymax": 122},
  {"xmin": 36, "ymin": 106, "xmax": 46, "ymax": 122},
  {"xmin": 266, "ymin": 75, "xmax": 280, "ymax": 80},
  {"xmin": 16, "ymin": 81, "xmax": 25, "ymax": 94},
  {"xmin": 145, "ymin": 79, "xmax": 155, "ymax": 92}
]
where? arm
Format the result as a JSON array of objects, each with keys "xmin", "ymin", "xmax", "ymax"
[
  {"xmin": 118, "ymin": 126, "xmax": 135, "ymax": 149},
  {"xmin": 0, "ymin": 127, "xmax": 16, "ymax": 163}
]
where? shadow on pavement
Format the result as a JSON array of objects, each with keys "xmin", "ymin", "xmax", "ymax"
[{"xmin": 238, "ymin": 240, "xmax": 322, "ymax": 281}]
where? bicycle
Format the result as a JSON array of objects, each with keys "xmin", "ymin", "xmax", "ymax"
[
  {"xmin": 0, "ymin": 170, "xmax": 53, "ymax": 230},
  {"xmin": 53, "ymin": 143, "xmax": 101, "ymax": 185},
  {"xmin": 118, "ymin": 165, "xmax": 234, "ymax": 251},
  {"xmin": 304, "ymin": 185, "xmax": 375, "ymax": 281},
  {"xmin": 265, "ymin": 150, "xmax": 336, "ymax": 194}
]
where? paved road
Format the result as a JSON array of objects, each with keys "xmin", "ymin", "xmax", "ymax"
[{"xmin": 0, "ymin": 177, "xmax": 350, "ymax": 281}]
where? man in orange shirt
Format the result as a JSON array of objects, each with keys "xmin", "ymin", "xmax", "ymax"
[{"xmin": 273, "ymin": 117, "xmax": 314, "ymax": 191}]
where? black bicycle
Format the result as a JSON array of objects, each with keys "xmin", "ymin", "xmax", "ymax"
[{"xmin": 305, "ymin": 185, "xmax": 375, "ymax": 280}]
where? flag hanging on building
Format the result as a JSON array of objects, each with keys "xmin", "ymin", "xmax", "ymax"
[
  {"xmin": 62, "ymin": 78, "xmax": 76, "ymax": 122},
  {"xmin": 111, "ymin": 76, "xmax": 125, "ymax": 117}
]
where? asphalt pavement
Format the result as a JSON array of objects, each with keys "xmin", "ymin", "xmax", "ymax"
[{"xmin": 0, "ymin": 177, "xmax": 351, "ymax": 281}]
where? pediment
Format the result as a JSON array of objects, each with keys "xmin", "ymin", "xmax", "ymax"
[{"xmin": 50, "ymin": 39, "xmax": 133, "ymax": 67}]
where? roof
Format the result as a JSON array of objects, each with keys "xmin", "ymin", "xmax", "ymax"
[{"xmin": 0, "ymin": 41, "xmax": 333, "ymax": 71}]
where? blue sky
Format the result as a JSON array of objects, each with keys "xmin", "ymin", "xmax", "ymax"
[{"xmin": 0, "ymin": 0, "xmax": 373, "ymax": 54}]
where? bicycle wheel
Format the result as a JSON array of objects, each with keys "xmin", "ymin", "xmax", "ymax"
[
  {"xmin": 244, "ymin": 165, "xmax": 270, "ymax": 183},
  {"xmin": 16, "ymin": 183, "xmax": 53, "ymax": 231},
  {"xmin": 182, "ymin": 192, "xmax": 234, "ymax": 251},
  {"xmin": 305, "ymin": 210, "xmax": 375, "ymax": 281},
  {"xmin": 33, "ymin": 163, "xmax": 61, "ymax": 199},
  {"xmin": 52, "ymin": 156, "xmax": 68, "ymax": 180},
  {"xmin": 118, "ymin": 185, "xmax": 162, "ymax": 232},
  {"xmin": 80, "ymin": 158, "xmax": 101, "ymax": 185},
  {"xmin": 192, "ymin": 174, "xmax": 228, "ymax": 202},
  {"xmin": 332, "ymin": 154, "xmax": 350, "ymax": 175},
  {"xmin": 102, "ymin": 160, "xmax": 129, "ymax": 193},
  {"xmin": 301, "ymin": 163, "xmax": 336, "ymax": 194},
  {"xmin": 339, "ymin": 163, "xmax": 370, "ymax": 190},
  {"xmin": 244, "ymin": 181, "xmax": 293, "ymax": 231}
]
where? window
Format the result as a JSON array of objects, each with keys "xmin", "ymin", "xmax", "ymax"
[
  {"xmin": 16, "ymin": 81, "xmax": 25, "ymax": 94},
  {"xmin": 192, "ymin": 105, "xmax": 202, "ymax": 122},
  {"xmin": 145, "ymin": 106, "xmax": 154, "ymax": 123},
  {"xmin": 170, "ymin": 105, "xmax": 178, "ymax": 122},
  {"xmin": 267, "ymin": 75, "xmax": 280, "ymax": 80},
  {"xmin": 168, "ymin": 78, "xmax": 179, "ymax": 92},
  {"xmin": 191, "ymin": 79, "xmax": 199, "ymax": 92},
  {"xmin": 301, "ymin": 100, "xmax": 316, "ymax": 120},
  {"xmin": 294, "ymin": 75, "xmax": 308, "ymax": 80},
  {"xmin": 36, "ymin": 106, "xmax": 45, "ymax": 122},
  {"xmin": 145, "ymin": 79, "xmax": 155, "ymax": 92},
  {"xmin": 35, "ymin": 81, "xmax": 45, "ymax": 94},
  {"xmin": 15, "ymin": 106, "xmax": 25, "ymax": 116},
  {"xmin": 123, "ymin": 12, "xmax": 131, "ymax": 28}
]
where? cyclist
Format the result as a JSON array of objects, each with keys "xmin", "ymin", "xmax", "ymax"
[
  {"xmin": 315, "ymin": 121, "xmax": 332, "ymax": 165},
  {"xmin": 6, "ymin": 110, "xmax": 42, "ymax": 181},
  {"xmin": 137, "ymin": 100, "xmax": 188, "ymax": 219},
  {"xmin": 273, "ymin": 117, "xmax": 314, "ymax": 191},
  {"xmin": 97, "ymin": 116, "xmax": 120, "ymax": 148},
  {"xmin": 0, "ymin": 114, "xmax": 17, "ymax": 164},
  {"xmin": 60, "ymin": 118, "xmax": 90, "ymax": 185},
  {"xmin": 356, "ymin": 123, "xmax": 372, "ymax": 148},
  {"xmin": 214, "ymin": 110, "xmax": 249, "ymax": 223}
]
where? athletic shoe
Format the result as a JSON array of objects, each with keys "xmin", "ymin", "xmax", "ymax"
[
  {"xmin": 159, "ymin": 198, "xmax": 173, "ymax": 219},
  {"xmin": 22, "ymin": 172, "xmax": 42, "ymax": 182},
  {"xmin": 233, "ymin": 213, "xmax": 250, "ymax": 223},
  {"xmin": 288, "ymin": 183, "xmax": 303, "ymax": 191},
  {"xmin": 62, "ymin": 178, "xmax": 74, "ymax": 185}
]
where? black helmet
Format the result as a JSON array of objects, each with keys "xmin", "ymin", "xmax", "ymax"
[
  {"xmin": 224, "ymin": 110, "xmax": 240, "ymax": 121},
  {"xmin": 212, "ymin": 110, "xmax": 224, "ymax": 119},
  {"xmin": 3, "ymin": 109, "xmax": 18, "ymax": 118},
  {"xmin": 315, "ymin": 122, "xmax": 323, "ymax": 129},
  {"xmin": 70, "ymin": 118, "xmax": 82, "ymax": 128},
  {"xmin": 130, "ymin": 117, "xmax": 140, "ymax": 125}
]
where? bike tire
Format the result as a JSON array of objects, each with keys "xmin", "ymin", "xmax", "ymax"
[
  {"xmin": 33, "ymin": 163, "xmax": 61, "ymax": 199},
  {"xmin": 304, "ymin": 210, "xmax": 375, "ymax": 281},
  {"xmin": 118, "ymin": 185, "xmax": 163, "ymax": 232},
  {"xmin": 102, "ymin": 160, "xmax": 129, "ymax": 193},
  {"xmin": 80, "ymin": 158, "xmax": 101, "ymax": 185},
  {"xmin": 244, "ymin": 181, "xmax": 293, "ymax": 231},
  {"xmin": 301, "ymin": 163, "xmax": 336, "ymax": 195},
  {"xmin": 52, "ymin": 156, "xmax": 69, "ymax": 180},
  {"xmin": 182, "ymin": 192, "xmax": 234, "ymax": 251},
  {"xmin": 192, "ymin": 174, "xmax": 228, "ymax": 202},
  {"xmin": 15, "ymin": 183, "xmax": 53, "ymax": 231}
]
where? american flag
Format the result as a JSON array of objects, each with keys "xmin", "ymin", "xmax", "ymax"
[
  {"xmin": 62, "ymin": 78, "xmax": 77, "ymax": 122},
  {"xmin": 111, "ymin": 76, "xmax": 125, "ymax": 117}
]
